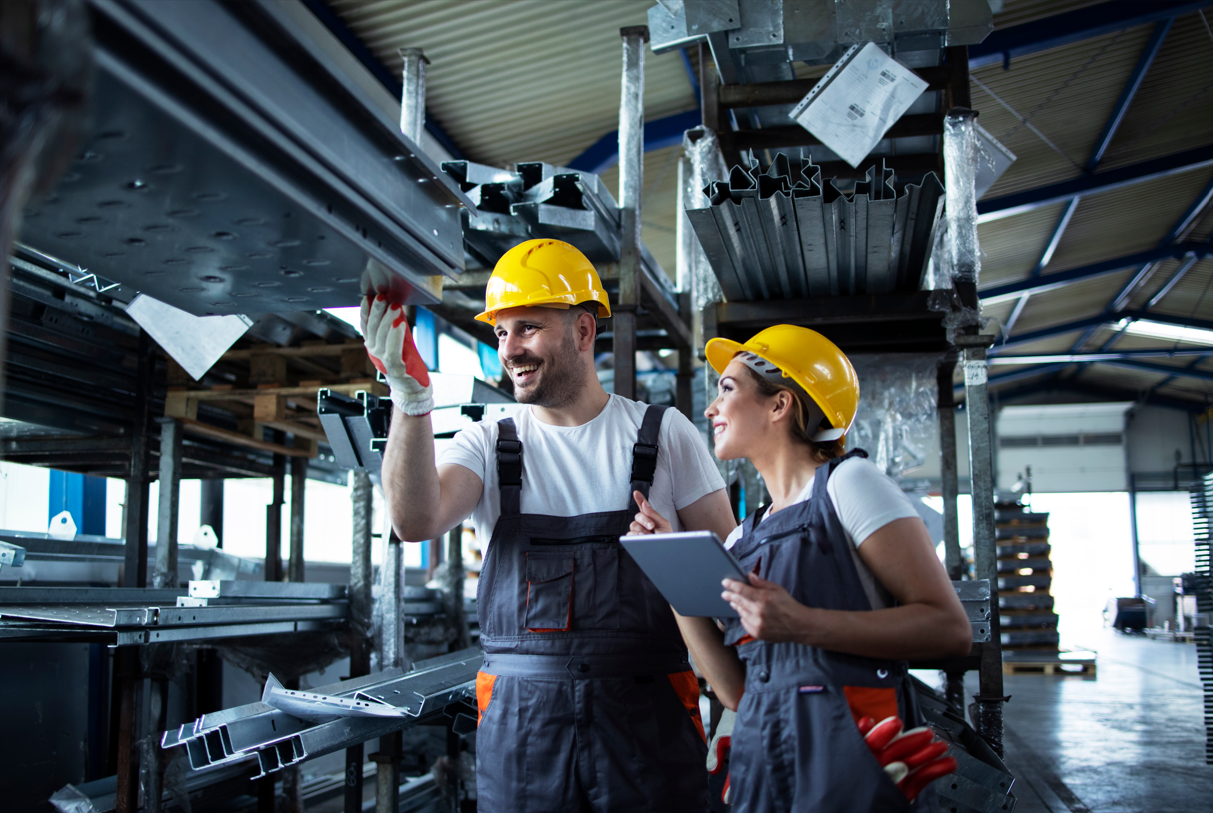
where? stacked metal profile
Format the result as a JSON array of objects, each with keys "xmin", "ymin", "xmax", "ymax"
[
  {"xmin": 995, "ymin": 507, "xmax": 1059, "ymax": 651},
  {"xmin": 685, "ymin": 155, "xmax": 944, "ymax": 301},
  {"xmin": 0, "ymin": 581, "xmax": 347, "ymax": 646},
  {"xmin": 441, "ymin": 160, "xmax": 676, "ymax": 303},
  {"xmin": 914, "ymin": 680, "xmax": 1018, "ymax": 812},
  {"xmin": 1191, "ymin": 472, "xmax": 1213, "ymax": 763},
  {"xmin": 163, "ymin": 647, "xmax": 480, "ymax": 778}
]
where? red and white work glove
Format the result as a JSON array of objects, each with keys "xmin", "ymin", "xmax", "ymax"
[
  {"xmin": 361, "ymin": 293, "xmax": 433, "ymax": 416},
  {"xmin": 858, "ymin": 715, "xmax": 958, "ymax": 802},
  {"xmin": 706, "ymin": 707, "xmax": 735, "ymax": 806}
]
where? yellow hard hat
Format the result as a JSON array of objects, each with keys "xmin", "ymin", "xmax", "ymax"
[
  {"xmin": 706, "ymin": 325, "xmax": 859, "ymax": 441},
  {"xmin": 474, "ymin": 239, "xmax": 611, "ymax": 325}
]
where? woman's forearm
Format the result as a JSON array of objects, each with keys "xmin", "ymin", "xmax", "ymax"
[
  {"xmin": 792, "ymin": 602, "xmax": 972, "ymax": 661},
  {"xmin": 674, "ymin": 613, "xmax": 746, "ymax": 710}
]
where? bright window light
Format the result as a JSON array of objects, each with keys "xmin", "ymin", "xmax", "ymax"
[
  {"xmin": 324, "ymin": 306, "xmax": 363, "ymax": 335},
  {"xmin": 1118, "ymin": 317, "xmax": 1213, "ymax": 346}
]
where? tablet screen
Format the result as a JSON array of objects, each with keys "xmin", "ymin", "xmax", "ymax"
[{"xmin": 620, "ymin": 531, "xmax": 749, "ymax": 618}]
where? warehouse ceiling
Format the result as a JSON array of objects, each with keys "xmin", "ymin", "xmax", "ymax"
[{"xmin": 320, "ymin": 0, "xmax": 1213, "ymax": 413}]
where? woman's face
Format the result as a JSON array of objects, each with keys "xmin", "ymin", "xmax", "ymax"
[{"xmin": 704, "ymin": 357, "xmax": 781, "ymax": 460}]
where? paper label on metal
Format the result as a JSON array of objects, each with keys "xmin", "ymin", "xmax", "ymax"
[
  {"xmin": 788, "ymin": 42, "xmax": 928, "ymax": 168},
  {"xmin": 963, "ymin": 361, "xmax": 988, "ymax": 386}
]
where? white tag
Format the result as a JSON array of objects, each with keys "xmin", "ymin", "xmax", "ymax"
[
  {"xmin": 964, "ymin": 361, "xmax": 988, "ymax": 386},
  {"xmin": 789, "ymin": 42, "xmax": 928, "ymax": 168}
]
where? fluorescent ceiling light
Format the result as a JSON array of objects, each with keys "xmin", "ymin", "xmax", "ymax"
[{"xmin": 1117, "ymin": 318, "xmax": 1213, "ymax": 346}]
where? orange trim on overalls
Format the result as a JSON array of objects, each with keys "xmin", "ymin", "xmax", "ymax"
[
  {"xmin": 476, "ymin": 671, "xmax": 497, "ymax": 726},
  {"xmin": 667, "ymin": 670, "xmax": 707, "ymax": 744},
  {"xmin": 842, "ymin": 685, "xmax": 899, "ymax": 728}
]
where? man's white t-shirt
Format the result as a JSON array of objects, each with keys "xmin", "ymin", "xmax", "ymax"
[
  {"xmin": 438, "ymin": 394, "xmax": 726, "ymax": 551},
  {"xmin": 723, "ymin": 457, "xmax": 922, "ymax": 610}
]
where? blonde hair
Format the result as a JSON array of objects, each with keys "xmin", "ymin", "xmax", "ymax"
[{"xmin": 740, "ymin": 364, "xmax": 845, "ymax": 464}]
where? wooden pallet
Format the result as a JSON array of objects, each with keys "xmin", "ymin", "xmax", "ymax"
[{"xmin": 1003, "ymin": 656, "xmax": 1096, "ymax": 677}]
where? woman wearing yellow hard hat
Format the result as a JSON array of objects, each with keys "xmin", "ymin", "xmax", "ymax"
[{"xmin": 628, "ymin": 325, "xmax": 972, "ymax": 812}]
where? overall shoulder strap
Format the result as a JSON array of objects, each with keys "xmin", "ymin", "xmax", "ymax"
[
  {"xmin": 496, "ymin": 418, "xmax": 522, "ymax": 516},
  {"xmin": 629, "ymin": 405, "xmax": 669, "ymax": 505}
]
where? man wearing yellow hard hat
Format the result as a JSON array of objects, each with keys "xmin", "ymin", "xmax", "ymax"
[{"xmin": 361, "ymin": 238, "xmax": 735, "ymax": 812}]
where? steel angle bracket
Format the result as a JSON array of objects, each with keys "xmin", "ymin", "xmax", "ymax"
[
  {"xmin": 29, "ymin": 0, "xmax": 469, "ymax": 317},
  {"xmin": 317, "ymin": 389, "xmax": 389, "ymax": 471}
]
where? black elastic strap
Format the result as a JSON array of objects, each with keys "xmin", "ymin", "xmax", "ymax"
[
  {"xmin": 496, "ymin": 418, "xmax": 522, "ymax": 516},
  {"xmin": 629, "ymin": 405, "xmax": 669, "ymax": 505}
]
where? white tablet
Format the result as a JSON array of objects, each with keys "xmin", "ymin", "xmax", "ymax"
[{"xmin": 620, "ymin": 531, "xmax": 749, "ymax": 618}]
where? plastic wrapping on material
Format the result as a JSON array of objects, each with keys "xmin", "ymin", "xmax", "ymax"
[
  {"xmin": 684, "ymin": 129, "xmax": 727, "ymax": 310},
  {"xmin": 48, "ymin": 784, "xmax": 95, "ymax": 813},
  {"xmin": 846, "ymin": 353, "xmax": 945, "ymax": 479},
  {"xmin": 943, "ymin": 111, "xmax": 981, "ymax": 284}
]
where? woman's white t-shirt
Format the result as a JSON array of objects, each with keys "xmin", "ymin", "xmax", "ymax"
[
  {"xmin": 723, "ymin": 457, "xmax": 922, "ymax": 610},
  {"xmin": 439, "ymin": 395, "xmax": 726, "ymax": 552}
]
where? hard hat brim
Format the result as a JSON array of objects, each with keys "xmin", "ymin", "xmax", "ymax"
[
  {"xmin": 705, "ymin": 336, "xmax": 850, "ymax": 439},
  {"xmin": 475, "ymin": 295, "xmax": 611, "ymax": 326}
]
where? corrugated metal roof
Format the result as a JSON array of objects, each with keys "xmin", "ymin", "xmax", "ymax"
[
  {"xmin": 1096, "ymin": 11, "xmax": 1213, "ymax": 170},
  {"xmin": 972, "ymin": 25, "xmax": 1154, "ymax": 199},
  {"xmin": 329, "ymin": 0, "xmax": 695, "ymax": 168},
  {"xmin": 991, "ymin": 0, "xmax": 1108, "ymax": 28},
  {"xmin": 318, "ymin": 0, "xmax": 1213, "ymax": 406}
]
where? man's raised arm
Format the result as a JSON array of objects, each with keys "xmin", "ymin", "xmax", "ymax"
[{"xmin": 362, "ymin": 294, "xmax": 481, "ymax": 542}]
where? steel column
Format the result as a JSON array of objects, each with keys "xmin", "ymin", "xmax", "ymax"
[
  {"xmin": 144, "ymin": 677, "xmax": 170, "ymax": 813},
  {"xmin": 113, "ymin": 647, "xmax": 144, "ymax": 812},
  {"xmin": 960, "ymin": 337, "xmax": 1005, "ymax": 757},
  {"xmin": 289, "ymin": 456, "xmax": 307, "ymax": 583},
  {"xmin": 938, "ymin": 359, "xmax": 962, "ymax": 580},
  {"xmin": 446, "ymin": 523, "xmax": 471, "ymax": 652},
  {"xmin": 1129, "ymin": 473, "xmax": 1143, "ymax": 597},
  {"xmin": 373, "ymin": 731, "xmax": 403, "ymax": 813},
  {"xmin": 379, "ymin": 521, "xmax": 408, "ymax": 671},
  {"xmin": 266, "ymin": 435, "xmax": 286, "ymax": 582},
  {"xmin": 398, "ymin": 47, "xmax": 428, "ymax": 144},
  {"xmin": 123, "ymin": 330, "xmax": 154, "ymax": 589},
  {"xmin": 614, "ymin": 25, "xmax": 648, "ymax": 401},
  {"xmin": 154, "ymin": 417, "xmax": 182, "ymax": 589},
  {"xmin": 346, "ymin": 473, "xmax": 374, "ymax": 813},
  {"xmin": 200, "ymin": 478, "xmax": 224, "ymax": 547}
]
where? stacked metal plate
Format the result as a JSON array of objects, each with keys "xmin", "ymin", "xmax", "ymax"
[
  {"xmin": 442, "ymin": 160, "xmax": 624, "ymax": 267},
  {"xmin": 686, "ymin": 154, "xmax": 944, "ymax": 301}
]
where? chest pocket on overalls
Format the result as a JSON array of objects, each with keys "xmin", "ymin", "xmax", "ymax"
[{"xmin": 524, "ymin": 553, "xmax": 574, "ymax": 632}]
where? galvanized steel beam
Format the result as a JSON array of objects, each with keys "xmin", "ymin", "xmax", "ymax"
[
  {"xmin": 154, "ymin": 417, "xmax": 182, "ymax": 589},
  {"xmin": 615, "ymin": 25, "xmax": 649, "ymax": 401}
]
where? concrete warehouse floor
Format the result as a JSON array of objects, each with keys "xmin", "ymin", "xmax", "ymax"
[{"xmin": 966, "ymin": 629, "xmax": 1211, "ymax": 813}]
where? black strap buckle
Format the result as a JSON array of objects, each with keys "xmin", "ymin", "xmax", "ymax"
[
  {"xmin": 497, "ymin": 439, "xmax": 523, "ymax": 486},
  {"xmin": 630, "ymin": 442, "xmax": 659, "ymax": 484}
]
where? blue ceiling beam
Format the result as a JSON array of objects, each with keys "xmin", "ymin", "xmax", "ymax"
[
  {"xmin": 994, "ymin": 348, "xmax": 1213, "ymax": 364},
  {"xmin": 987, "ymin": 378, "xmax": 1202, "ymax": 412},
  {"xmin": 1147, "ymin": 253, "xmax": 1202, "ymax": 308},
  {"xmin": 297, "ymin": 0, "xmax": 467, "ymax": 161},
  {"xmin": 1088, "ymin": 18, "xmax": 1174, "ymax": 170},
  {"xmin": 968, "ymin": 1, "xmax": 1209, "ymax": 70},
  {"xmin": 991, "ymin": 309, "xmax": 1213, "ymax": 354},
  {"xmin": 977, "ymin": 144, "xmax": 1213, "ymax": 221},
  {"xmin": 1100, "ymin": 359, "xmax": 1213, "ymax": 383},
  {"xmin": 980, "ymin": 241, "xmax": 1211, "ymax": 302},
  {"xmin": 566, "ymin": 110, "xmax": 703, "ymax": 174}
]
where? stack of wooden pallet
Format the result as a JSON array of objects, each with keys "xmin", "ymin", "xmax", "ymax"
[{"xmin": 996, "ymin": 503, "xmax": 1060, "ymax": 654}]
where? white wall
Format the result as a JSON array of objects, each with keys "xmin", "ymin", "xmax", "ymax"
[
  {"xmin": 1126, "ymin": 405, "xmax": 1201, "ymax": 474},
  {"xmin": 995, "ymin": 403, "xmax": 1131, "ymax": 493}
]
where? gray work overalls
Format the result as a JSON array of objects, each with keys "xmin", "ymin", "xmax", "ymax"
[
  {"xmin": 475, "ymin": 405, "xmax": 709, "ymax": 813},
  {"xmin": 723, "ymin": 450, "xmax": 938, "ymax": 813}
]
